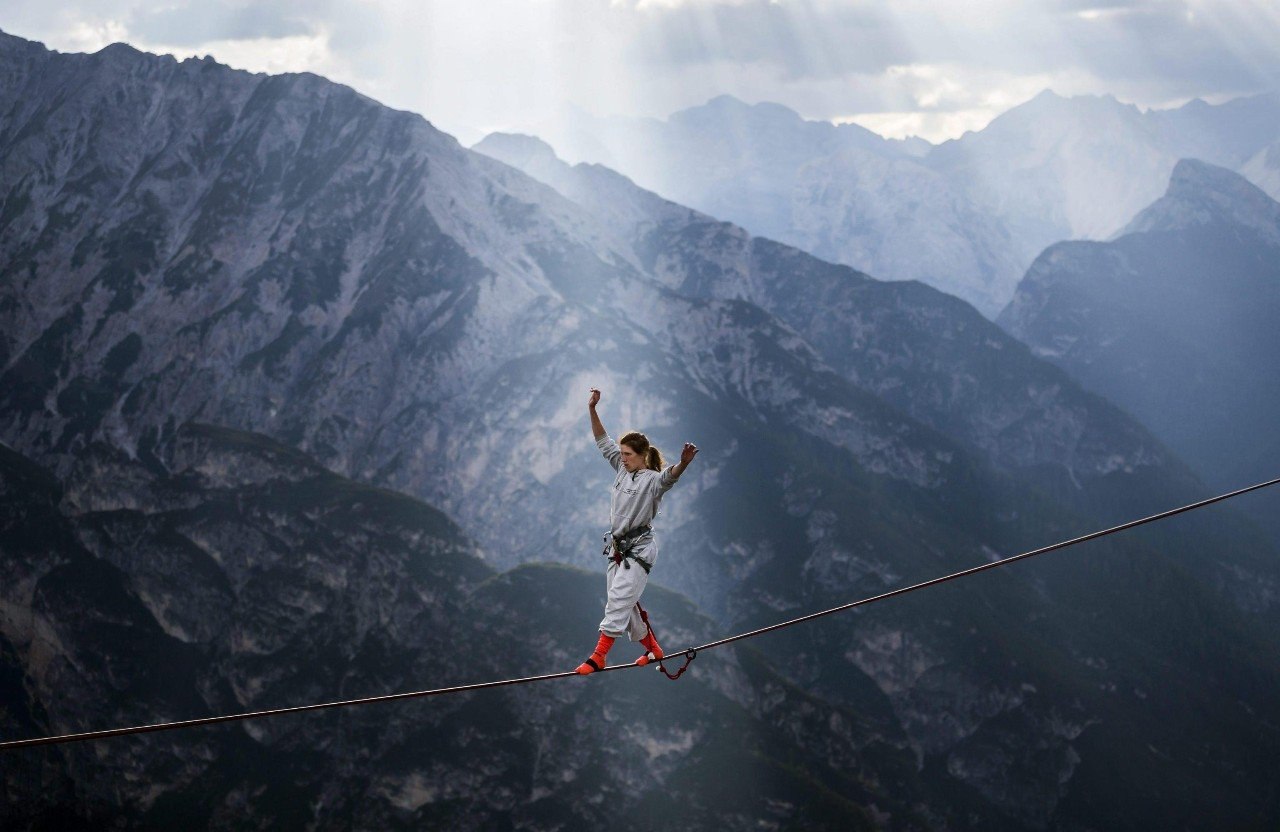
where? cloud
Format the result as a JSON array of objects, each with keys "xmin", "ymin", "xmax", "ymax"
[
  {"xmin": 3, "ymin": 0, "xmax": 1276, "ymax": 144},
  {"xmin": 1053, "ymin": 0, "xmax": 1155, "ymax": 11},
  {"xmin": 626, "ymin": 0, "xmax": 913, "ymax": 79},
  {"xmin": 126, "ymin": 1, "xmax": 315, "ymax": 47},
  {"xmin": 1046, "ymin": 0, "xmax": 1280, "ymax": 100},
  {"xmin": 632, "ymin": 0, "xmax": 1277, "ymax": 100}
]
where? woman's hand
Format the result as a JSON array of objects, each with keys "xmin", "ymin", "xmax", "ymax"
[
  {"xmin": 588, "ymin": 388, "xmax": 601, "ymax": 409},
  {"xmin": 680, "ymin": 442, "xmax": 699, "ymax": 466}
]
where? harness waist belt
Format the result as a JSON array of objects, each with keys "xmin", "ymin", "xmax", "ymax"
[
  {"xmin": 613, "ymin": 524, "xmax": 652, "ymax": 547},
  {"xmin": 606, "ymin": 525, "xmax": 653, "ymax": 573}
]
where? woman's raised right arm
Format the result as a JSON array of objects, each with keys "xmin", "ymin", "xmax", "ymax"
[
  {"xmin": 590, "ymin": 388, "xmax": 621, "ymax": 471},
  {"xmin": 588, "ymin": 388, "xmax": 606, "ymax": 439}
]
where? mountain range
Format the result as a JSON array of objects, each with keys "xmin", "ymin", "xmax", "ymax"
[
  {"xmin": 527, "ymin": 90, "xmax": 1280, "ymax": 318},
  {"xmin": 3, "ymin": 30, "xmax": 1280, "ymax": 830}
]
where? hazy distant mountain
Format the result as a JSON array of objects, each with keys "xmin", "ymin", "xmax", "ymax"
[
  {"xmin": 529, "ymin": 91, "xmax": 1280, "ymax": 318},
  {"xmin": 1148, "ymin": 93, "xmax": 1280, "ymax": 170},
  {"xmin": 1240, "ymin": 136, "xmax": 1280, "ymax": 202},
  {"xmin": 931, "ymin": 92, "xmax": 1174, "ymax": 249},
  {"xmin": 933, "ymin": 91, "xmax": 1280, "ymax": 253},
  {"xmin": 5, "ymin": 31, "xmax": 1280, "ymax": 829},
  {"xmin": 525, "ymin": 96, "xmax": 1026, "ymax": 317},
  {"xmin": 1000, "ymin": 159, "xmax": 1280, "ymax": 544}
]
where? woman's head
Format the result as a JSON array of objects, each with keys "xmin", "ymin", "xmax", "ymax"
[{"xmin": 619, "ymin": 431, "xmax": 663, "ymax": 473}]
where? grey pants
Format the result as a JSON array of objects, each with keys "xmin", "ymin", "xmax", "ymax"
[{"xmin": 598, "ymin": 539, "xmax": 657, "ymax": 640}]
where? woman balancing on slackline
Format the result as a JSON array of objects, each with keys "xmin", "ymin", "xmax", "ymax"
[{"xmin": 576, "ymin": 387, "xmax": 699, "ymax": 675}]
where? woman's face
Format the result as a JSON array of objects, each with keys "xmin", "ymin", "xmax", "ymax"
[{"xmin": 619, "ymin": 443, "xmax": 645, "ymax": 473}]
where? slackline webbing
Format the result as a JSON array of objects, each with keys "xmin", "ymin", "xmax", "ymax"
[{"xmin": 3, "ymin": 475, "xmax": 1278, "ymax": 751}]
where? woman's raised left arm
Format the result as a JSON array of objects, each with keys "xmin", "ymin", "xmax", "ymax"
[{"xmin": 662, "ymin": 442, "xmax": 699, "ymax": 487}]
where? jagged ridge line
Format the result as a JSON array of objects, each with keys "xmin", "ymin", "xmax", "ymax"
[{"xmin": 3, "ymin": 476, "xmax": 1278, "ymax": 751}]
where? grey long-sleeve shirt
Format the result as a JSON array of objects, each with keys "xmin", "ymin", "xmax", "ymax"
[{"xmin": 597, "ymin": 434, "xmax": 680, "ymax": 538}]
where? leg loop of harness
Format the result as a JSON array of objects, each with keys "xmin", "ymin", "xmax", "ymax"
[{"xmin": 610, "ymin": 548, "xmax": 651, "ymax": 573}]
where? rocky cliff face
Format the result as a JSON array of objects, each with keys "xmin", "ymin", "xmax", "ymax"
[
  {"xmin": 4, "ymin": 32, "xmax": 1280, "ymax": 830},
  {"xmin": 1, "ymin": 424, "xmax": 486, "ymax": 827},
  {"xmin": 1, "ymin": 424, "xmax": 941, "ymax": 831}
]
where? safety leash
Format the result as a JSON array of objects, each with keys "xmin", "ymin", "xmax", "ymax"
[{"xmin": 635, "ymin": 602, "xmax": 696, "ymax": 680}]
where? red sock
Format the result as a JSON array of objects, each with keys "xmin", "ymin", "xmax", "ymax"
[
  {"xmin": 576, "ymin": 633, "xmax": 615, "ymax": 675},
  {"xmin": 636, "ymin": 632, "xmax": 664, "ymax": 666}
]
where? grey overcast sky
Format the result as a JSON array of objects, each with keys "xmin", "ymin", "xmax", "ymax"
[{"xmin": 3, "ymin": 1, "xmax": 1278, "ymax": 144}]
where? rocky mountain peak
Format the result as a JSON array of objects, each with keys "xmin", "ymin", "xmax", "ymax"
[
  {"xmin": 678, "ymin": 93, "xmax": 801, "ymax": 122},
  {"xmin": 472, "ymin": 131, "xmax": 564, "ymax": 173},
  {"xmin": 703, "ymin": 92, "xmax": 750, "ymax": 110},
  {"xmin": 1121, "ymin": 158, "xmax": 1280, "ymax": 243},
  {"xmin": 92, "ymin": 40, "xmax": 151, "ymax": 67},
  {"xmin": 978, "ymin": 89, "xmax": 1143, "ymax": 140},
  {"xmin": 96, "ymin": 41, "xmax": 142, "ymax": 57},
  {"xmin": 0, "ymin": 27, "xmax": 41, "ymax": 49},
  {"xmin": 1169, "ymin": 157, "xmax": 1259, "ymax": 197}
]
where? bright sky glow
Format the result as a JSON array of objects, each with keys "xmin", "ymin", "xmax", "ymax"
[{"xmin": 2, "ymin": 1, "xmax": 1277, "ymax": 144}]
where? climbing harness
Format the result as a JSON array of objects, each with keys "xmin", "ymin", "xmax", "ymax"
[
  {"xmin": 605, "ymin": 524, "xmax": 652, "ymax": 573},
  {"xmin": 610, "ymin": 548, "xmax": 651, "ymax": 574},
  {"xmin": 3, "ymin": 475, "xmax": 1278, "ymax": 751}
]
